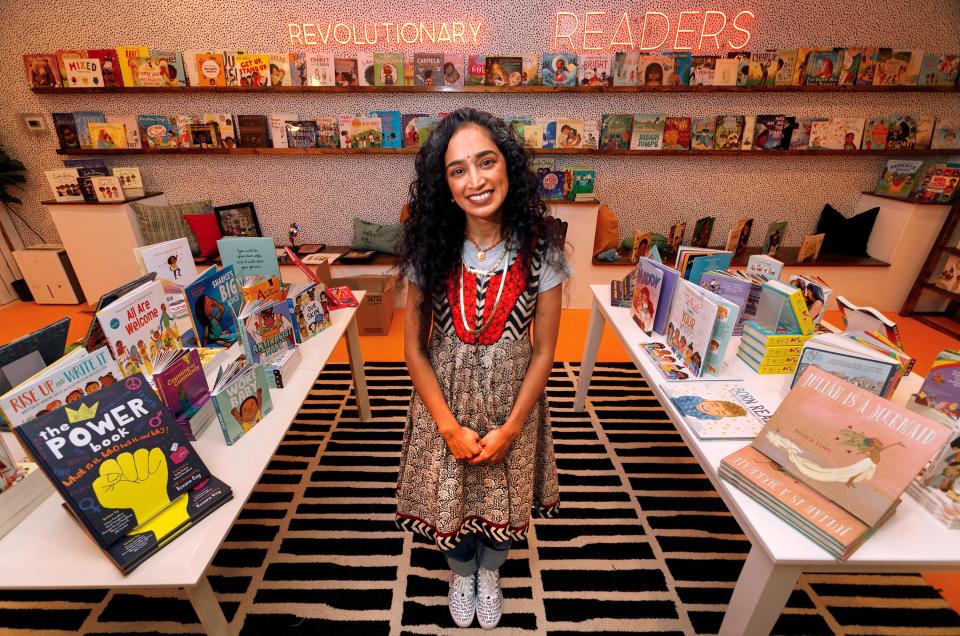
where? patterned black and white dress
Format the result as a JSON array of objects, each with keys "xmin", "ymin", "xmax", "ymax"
[{"xmin": 395, "ymin": 238, "xmax": 570, "ymax": 550}]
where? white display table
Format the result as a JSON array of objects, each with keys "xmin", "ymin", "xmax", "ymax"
[
  {"xmin": 574, "ymin": 284, "xmax": 960, "ymax": 636},
  {"xmin": 0, "ymin": 295, "xmax": 367, "ymax": 636}
]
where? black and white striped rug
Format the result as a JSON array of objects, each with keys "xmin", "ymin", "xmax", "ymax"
[{"xmin": 2, "ymin": 362, "xmax": 959, "ymax": 634}]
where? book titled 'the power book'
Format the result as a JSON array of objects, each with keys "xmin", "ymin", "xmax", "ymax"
[{"xmin": 14, "ymin": 375, "xmax": 232, "ymax": 573}]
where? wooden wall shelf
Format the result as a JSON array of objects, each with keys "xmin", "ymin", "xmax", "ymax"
[
  {"xmin": 55, "ymin": 147, "xmax": 960, "ymax": 158},
  {"xmin": 861, "ymin": 191, "xmax": 957, "ymax": 205},
  {"xmin": 593, "ymin": 245, "xmax": 891, "ymax": 268},
  {"xmin": 30, "ymin": 85, "xmax": 960, "ymax": 95}
]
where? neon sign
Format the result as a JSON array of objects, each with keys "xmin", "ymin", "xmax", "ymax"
[
  {"xmin": 553, "ymin": 10, "xmax": 755, "ymax": 51},
  {"xmin": 288, "ymin": 20, "xmax": 485, "ymax": 47}
]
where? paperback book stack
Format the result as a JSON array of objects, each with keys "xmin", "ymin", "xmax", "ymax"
[
  {"xmin": 737, "ymin": 280, "xmax": 816, "ymax": 374},
  {"xmin": 151, "ymin": 348, "xmax": 214, "ymax": 440},
  {"xmin": 720, "ymin": 366, "xmax": 952, "ymax": 559},
  {"xmin": 13, "ymin": 375, "xmax": 233, "ymax": 573}
]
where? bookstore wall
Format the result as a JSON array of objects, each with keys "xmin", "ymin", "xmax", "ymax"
[{"xmin": 1, "ymin": 0, "xmax": 959, "ymax": 249}]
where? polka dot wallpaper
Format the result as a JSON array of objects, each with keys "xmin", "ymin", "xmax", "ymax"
[{"xmin": 1, "ymin": 0, "xmax": 958, "ymax": 248}]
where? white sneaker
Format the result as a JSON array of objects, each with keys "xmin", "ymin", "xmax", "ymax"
[
  {"xmin": 448, "ymin": 573, "xmax": 476, "ymax": 628},
  {"xmin": 476, "ymin": 567, "xmax": 503, "ymax": 629}
]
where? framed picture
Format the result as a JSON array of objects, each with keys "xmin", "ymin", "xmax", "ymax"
[{"xmin": 214, "ymin": 202, "xmax": 262, "ymax": 237}]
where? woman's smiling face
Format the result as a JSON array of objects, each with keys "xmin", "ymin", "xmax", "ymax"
[{"xmin": 444, "ymin": 124, "xmax": 509, "ymax": 223}]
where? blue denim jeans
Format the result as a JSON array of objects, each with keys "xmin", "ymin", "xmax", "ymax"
[{"xmin": 444, "ymin": 533, "xmax": 511, "ymax": 576}]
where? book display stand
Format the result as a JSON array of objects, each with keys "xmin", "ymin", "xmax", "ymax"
[
  {"xmin": 574, "ymin": 284, "xmax": 960, "ymax": 636},
  {"xmin": 0, "ymin": 296, "xmax": 370, "ymax": 636}
]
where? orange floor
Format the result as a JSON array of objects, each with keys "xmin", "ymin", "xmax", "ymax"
[{"xmin": 3, "ymin": 299, "xmax": 960, "ymax": 609}]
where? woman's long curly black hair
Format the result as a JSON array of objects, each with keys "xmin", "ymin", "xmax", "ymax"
[{"xmin": 399, "ymin": 107, "xmax": 565, "ymax": 333}]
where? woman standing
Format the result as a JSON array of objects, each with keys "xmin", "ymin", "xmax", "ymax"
[{"xmin": 396, "ymin": 108, "xmax": 570, "ymax": 629}]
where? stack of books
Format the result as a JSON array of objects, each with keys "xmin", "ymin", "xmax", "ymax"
[
  {"xmin": 736, "ymin": 280, "xmax": 816, "ymax": 374},
  {"xmin": 610, "ymin": 272, "xmax": 634, "ymax": 308},
  {"xmin": 720, "ymin": 366, "xmax": 953, "ymax": 559}
]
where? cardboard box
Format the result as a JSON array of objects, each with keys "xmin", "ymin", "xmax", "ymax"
[{"xmin": 330, "ymin": 274, "xmax": 395, "ymax": 335}]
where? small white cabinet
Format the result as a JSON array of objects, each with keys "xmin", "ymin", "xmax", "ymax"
[{"xmin": 12, "ymin": 245, "xmax": 84, "ymax": 304}]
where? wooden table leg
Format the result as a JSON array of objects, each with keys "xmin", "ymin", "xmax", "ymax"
[
  {"xmin": 574, "ymin": 297, "xmax": 606, "ymax": 412},
  {"xmin": 345, "ymin": 317, "xmax": 371, "ymax": 422},
  {"xmin": 185, "ymin": 575, "xmax": 233, "ymax": 636},
  {"xmin": 719, "ymin": 545, "xmax": 802, "ymax": 636}
]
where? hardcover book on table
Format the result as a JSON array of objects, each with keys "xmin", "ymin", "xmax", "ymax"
[
  {"xmin": 134, "ymin": 238, "xmax": 199, "ymax": 313},
  {"xmin": 663, "ymin": 279, "xmax": 720, "ymax": 377},
  {"xmin": 697, "ymin": 283, "xmax": 741, "ymax": 376},
  {"xmin": 153, "ymin": 348, "xmax": 211, "ymax": 433},
  {"xmin": 835, "ymin": 296, "xmax": 904, "ymax": 350},
  {"xmin": 787, "ymin": 274, "xmax": 831, "ymax": 325},
  {"xmin": 14, "ymin": 374, "xmax": 233, "ymax": 573},
  {"xmin": 217, "ymin": 237, "xmax": 280, "ymax": 282},
  {"xmin": 690, "ymin": 216, "xmax": 715, "ymax": 248},
  {"xmin": 184, "ymin": 265, "xmax": 242, "ymax": 348},
  {"xmin": 791, "ymin": 333, "xmax": 900, "ymax": 398},
  {"xmin": 287, "ymin": 282, "xmax": 332, "ymax": 343},
  {"xmin": 665, "ymin": 382, "xmax": 771, "ymax": 439},
  {"xmin": 630, "ymin": 115, "xmax": 665, "ymax": 150},
  {"xmin": 675, "ymin": 246, "xmax": 732, "ymax": 284},
  {"xmin": 631, "ymin": 258, "xmax": 663, "ymax": 335},
  {"xmin": 211, "ymin": 361, "xmax": 273, "ymax": 445},
  {"xmin": 96, "ymin": 280, "xmax": 184, "ymax": 377},
  {"xmin": 239, "ymin": 299, "xmax": 297, "ymax": 364},
  {"xmin": 699, "ymin": 272, "xmax": 757, "ymax": 336}
]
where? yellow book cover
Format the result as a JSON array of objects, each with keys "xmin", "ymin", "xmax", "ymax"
[
  {"xmin": 194, "ymin": 52, "xmax": 226, "ymax": 86},
  {"xmin": 759, "ymin": 353, "xmax": 801, "ymax": 364},
  {"xmin": 88, "ymin": 122, "xmax": 127, "ymax": 149},
  {"xmin": 785, "ymin": 287, "xmax": 816, "ymax": 335},
  {"xmin": 115, "ymin": 46, "xmax": 149, "ymax": 87}
]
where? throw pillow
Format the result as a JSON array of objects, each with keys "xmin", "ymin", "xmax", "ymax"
[
  {"xmin": 593, "ymin": 204, "xmax": 619, "ymax": 256},
  {"xmin": 814, "ymin": 204, "xmax": 879, "ymax": 257},
  {"xmin": 183, "ymin": 213, "xmax": 222, "ymax": 258},
  {"xmin": 352, "ymin": 218, "xmax": 403, "ymax": 255},
  {"xmin": 132, "ymin": 200, "xmax": 215, "ymax": 256},
  {"xmin": 400, "ymin": 203, "xmax": 410, "ymax": 223}
]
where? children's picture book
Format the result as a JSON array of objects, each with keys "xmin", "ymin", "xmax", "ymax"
[
  {"xmin": 288, "ymin": 282, "xmax": 332, "ymax": 343},
  {"xmin": 0, "ymin": 346, "xmax": 120, "ymax": 428},
  {"xmin": 61, "ymin": 56, "xmax": 103, "ymax": 88},
  {"xmin": 413, "ymin": 53, "xmax": 443, "ymax": 86},
  {"xmin": 913, "ymin": 351, "xmax": 960, "ymax": 422},
  {"xmin": 667, "ymin": 51, "xmax": 692, "ymax": 85},
  {"xmin": 265, "ymin": 52, "xmax": 291, "ymax": 86},
  {"xmin": 724, "ymin": 217, "xmax": 753, "ymax": 256},
  {"xmin": 300, "ymin": 52, "xmax": 333, "ymax": 87},
  {"xmin": 662, "ymin": 117, "xmax": 691, "ymax": 150},
  {"xmin": 835, "ymin": 296, "xmax": 904, "ymax": 351},
  {"xmin": 314, "ymin": 116, "xmax": 339, "ymax": 148},
  {"xmin": 663, "ymin": 279, "xmax": 720, "ymax": 378},
  {"xmin": 874, "ymin": 159, "xmax": 924, "ymax": 198},
  {"xmin": 632, "ymin": 258, "xmax": 664, "ymax": 335},
  {"xmin": 201, "ymin": 114, "xmax": 236, "ymax": 147},
  {"xmin": 374, "ymin": 52, "xmax": 404, "ymax": 86},
  {"xmin": 353, "ymin": 51, "xmax": 373, "ymax": 86},
  {"xmin": 114, "ymin": 45, "xmax": 149, "ymax": 86},
  {"xmin": 193, "ymin": 51, "xmax": 226, "ymax": 86},
  {"xmin": 96, "ymin": 280, "xmax": 183, "ymax": 377},
  {"xmin": 690, "ymin": 55, "xmax": 717, "ymax": 85},
  {"xmin": 555, "ymin": 119, "xmax": 584, "ymax": 149},
  {"xmin": 578, "ymin": 53, "xmax": 612, "ymax": 86},
  {"xmin": 699, "ymin": 271, "xmax": 758, "ymax": 335},
  {"xmin": 537, "ymin": 170, "xmax": 565, "ymax": 200},
  {"xmin": 805, "ymin": 48, "xmax": 841, "ymax": 85},
  {"xmin": 44, "ymin": 169, "xmax": 83, "ymax": 202},
  {"xmin": 792, "ymin": 334, "xmax": 900, "ymax": 397},
  {"xmin": 638, "ymin": 55, "xmax": 673, "ymax": 86},
  {"xmin": 676, "ymin": 247, "xmax": 733, "ymax": 284},
  {"xmin": 713, "ymin": 57, "xmax": 739, "ymax": 86},
  {"xmin": 267, "ymin": 113, "xmax": 297, "ymax": 149},
  {"xmin": 240, "ymin": 299, "xmax": 297, "ymax": 364},
  {"xmin": 72, "ymin": 111, "xmax": 106, "ymax": 149},
  {"xmin": 153, "ymin": 348, "xmax": 210, "ymax": 425},
  {"xmin": 690, "ymin": 216, "xmax": 715, "ymax": 247},
  {"xmin": 630, "ymin": 115, "xmax": 665, "ymax": 150},
  {"xmin": 613, "ymin": 51, "xmax": 641, "ymax": 85},
  {"xmin": 886, "ymin": 114, "xmax": 919, "ymax": 150},
  {"xmin": 698, "ymin": 284, "xmax": 741, "ymax": 376},
  {"xmin": 631, "ymin": 230, "xmax": 653, "ymax": 263},
  {"xmin": 134, "ymin": 238, "xmax": 199, "ymax": 314},
  {"xmin": 332, "ymin": 57, "xmax": 358, "ymax": 86},
  {"xmin": 89, "ymin": 176, "xmax": 124, "ymax": 202},
  {"xmin": 788, "ymin": 274, "xmax": 832, "ymax": 326},
  {"xmin": 52, "ymin": 113, "xmax": 80, "ymax": 149},
  {"xmin": 370, "ymin": 110, "xmax": 401, "ymax": 149},
  {"xmin": 746, "ymin": 51, "xmax": 779, "ymax": 86},
  {"xmin": 185, "ymin": 265, "xmax": 241, "ymax": 347},
  {"xmin": 838, "ymin": 48, "xmax": 865, "ymax": 85},
  {"xmin": 935, "ymin": 254, "xmax": 960, "ymax": 292},
  {"xmin": 236, "ymin": 114, "xmax": 270, "ymax": 148},
  {"xmin": 541, "ymin": 53, "xmax": 578, "ymax": 86},
  {"xmin": 484, "ymin": 55, "xmax": 522, "ymax": 86},
  {"xmin": 599, "ymin": 114, "xmax": 632, "ymax": 150},
  {"xmin": 667, "ymin": 222, "xmax": 686, "ymax": 256},
  {"xmin": 640, "ymin": 342, "xmax": 695, "ymax": 381},
  {"xmin": 774, "ymin": 49, "xmax": 797, "ymax": 85},
  {"xmin": 754, "ymin": 366, "xmax": 952, "ymax": 527},
  {"xmin": 665, "ymin": 382, "xmax": 770, "ymax": 439},
  {"xmin": 217, "ymin": 237, "xmax": 280, "ymax": 282},
  {"xmin": 233, "ymin": 53, "xmax": 270, "ymax": 87},
  {"xmin": 211, "ymin": 361, "xmax": 273, "ymax": 445},
  {"xmin": 797, "ymin": 233, "xmax": 825, "ymax": 263},
  {"xmin": 23, "ymin": 53, "xmax": 62, "ymax": 87},
  {"xmin": 137, "ymin": 115, "xmax": 179, "ymax": 149},
  {"xmin": 284, "ymin": 120, "xmax": 317, "ymax": 149},
  {"xmin": 348, "ymin": 116, "xmax": 384, "ymax": 149},
  {"xmin": 861, "ymin": 118, "xmax": 889, "ymax": 150},
  {"xmin": 762, "ymin": 221, "xmax": 788, "ymax": 256},
  {"xmin": 714, "ymin": 115, "xmax": 745, "ymax": 150},
  {"xmin": 788, "ymin": 116, "xmax": 828, "ymax": 150},
  {"xmin": 465, "ymin": 55, "xmax": 486, "ymax": 85},
  {"xmin": 690, "ymin": 116, "xmax": 717, "ymax": 151},
  {"xmin": 753, "ymin": 115, "xmax": 787, "ymax": 150},
  {"xmin": 916, "ymin": 115, "xmax": 937, "ymax": 149},
  {"xmin": 15, "ymin": 373, "xmax": 232, "ymax": 573}
]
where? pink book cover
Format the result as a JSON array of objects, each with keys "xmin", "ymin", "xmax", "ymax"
[
  {"xmin": 753, "ymin": 366, "xmax": 953, "ymax": 525},
  {"xmin": 722, "ymin": 445, "xmax": 872, "ymax": 551}
]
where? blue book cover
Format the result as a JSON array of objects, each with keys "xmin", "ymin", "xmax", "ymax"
[
  {"xmin": 62, "ymin": 158, "xmax": 108, "ymax": 176},
  {"xmin": 371, "ymin": 110, "xmax": 402, "ymax": 148},
  {"xmin": 696, "ymin": 284, "xmax": 740, "ymax": 376},
  {"xmin": 72, "ymin": 111, "xmax": 107, "ymax": 148},
  {"xmin": 14, "ymin": 374, "xmax": 212, "ymax": 551},
  {"xmin": 669, "ymin": 52, "xmax": 692, "ymax": 85},
  {"xmin": 542, "ymin": 120, "xmax": 557, "ymax": 148},
  {"xmin": 137, "ymin": 114, "xmax": 179, "ymax": 149},
  {"xmin": 211, "ymin": 363, "xmax": 274, "ymax": 445},
  {"xmin": 184, "ymin": 265, "xmax": 242, "ymax": 347},
  {"xmin": 699, "ymin": 272, "xmax": 753, "ymax": 335},
  {"xmin": 687, "ymin": 252, "xmax": 733, "ymax": 285},
  {"xmin": 217, "ymin": 237, "xmax": 280, "ymax": 282},
  {"xmin": 541, "ymin": 53, "xmax": 578, "ymax": 86}
]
